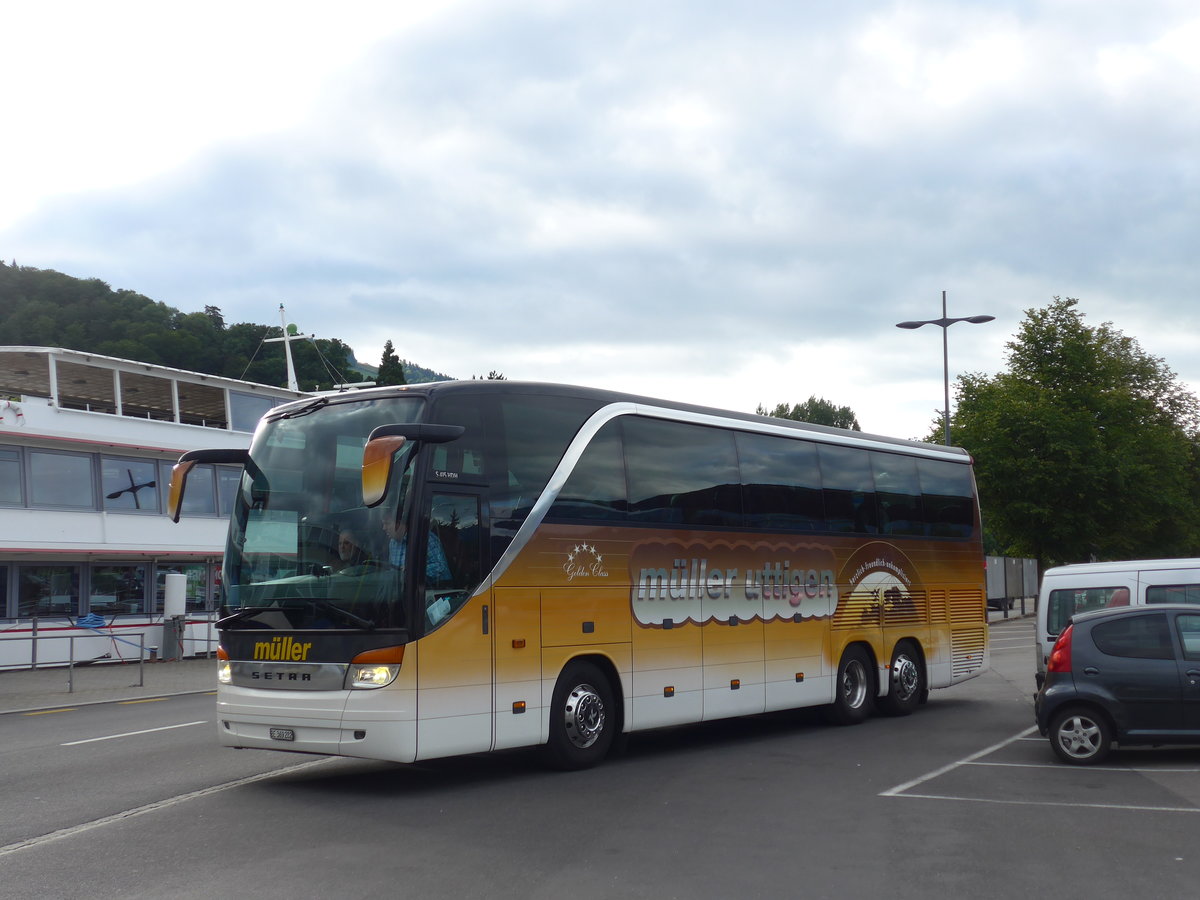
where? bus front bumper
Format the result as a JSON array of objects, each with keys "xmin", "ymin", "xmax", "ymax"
[{"xmin": 216, "ymin": 684, "xmax": 417, "ymax": 763}]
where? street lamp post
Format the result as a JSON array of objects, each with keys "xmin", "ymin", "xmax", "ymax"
[{"xmin": 896, "ymin": 291, "xmax": 994, "ymax": 446}]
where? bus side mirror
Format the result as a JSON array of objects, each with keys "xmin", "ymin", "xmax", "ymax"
[
  {"xmin": 362, "ymin": 424, "xmax": 465, "ymax": 507},
  {"xmin": 168, "ymin": 448, "xmax": 250, "ymax": 522},
  {"xmin": 362, "ymin": 434, "xmax": 409, "ymax": 508}
]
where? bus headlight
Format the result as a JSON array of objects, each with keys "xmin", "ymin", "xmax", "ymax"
[
  {"xmin": 345, "ymin": 645, "xmax": 405, "ymax": 690},
  {"xmin": 348, "ymin": 664, "xmax": 401, "ymax": 689},
  {"xmin": 217, "ymin": 646, "xmax": 231, "ymax": 684}
]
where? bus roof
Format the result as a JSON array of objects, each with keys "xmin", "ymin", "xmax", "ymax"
[{"xmin": 280, "ymin": 379, "xmax": 971, "ymax": 460}]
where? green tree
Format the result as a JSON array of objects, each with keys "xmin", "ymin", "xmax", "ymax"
[
  {"xmin": 377, "ymin": 340, "xmax": 407, "ymax": 386},
  {"xmin": 952, "ymin": 297, "xmax": 1200, "ymax": 571},
  {"xmin": 756, "ymin": 396, "xmax": 861, "ymax": 431},
  {"xmin": 0, "ymin": 264, "xmax": 446, "ymax": 390}
]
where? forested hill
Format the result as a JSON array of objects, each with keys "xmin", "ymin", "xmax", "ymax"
[{"xmin": 0, "ymin": 262, "xmax": 449, "ymax": 390}]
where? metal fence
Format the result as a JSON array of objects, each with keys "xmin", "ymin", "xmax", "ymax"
[{"xmin": 0, "ymin": 632, "xmax": 146, "ymax": 692}]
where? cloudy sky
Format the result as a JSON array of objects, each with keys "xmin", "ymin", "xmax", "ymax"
[{"xmin": 2, "ymin": 0, "xmax": 1197, "ymax": 440}]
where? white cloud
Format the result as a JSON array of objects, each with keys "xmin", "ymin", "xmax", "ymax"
[
  {"xmin": 0, "ymin": 0, "xmax": 457, "ymax": 225},
  {"xmin": 2, "ymin": 0, "xmax": 1198, "ymax": 440}
]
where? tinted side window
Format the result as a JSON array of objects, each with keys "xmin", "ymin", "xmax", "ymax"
[
  {"xmin": 550, "ymin": 420, "xmax": 628, "ymax": 521},
  {"xmin": 429, "ymin": 395, "xmax": 488, "ymax": 484},
  {"xmin": 1146, "ymin": 584, "xmax": 1200, "ymax": 605},
  {"xmin": 493, "ymin": 395, "xmax": 600, "ymax": 518},
  {"xmin": 818, "ymin": 445, "xmax": 877, "ymax": 534},
  {"xmin": 1091, "ymin": 614, "xmax": 1173, "ymax": 660},
  {"xmin": 872, "ymin": 452, "xmax": 923, "ymax": 536},
  {"xmin": 624, "ymin": 418, "xmax": 741, "ymax": 526},
  {"xmin": 918, "ymin": 458, "xmax": 975, "ymax": 538},
  {"xmin": 736, "ymin": 432, "xmax": 824, "ymax": 531}
]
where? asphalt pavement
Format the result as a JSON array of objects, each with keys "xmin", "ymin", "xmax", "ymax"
[{"xmin": 0, "ymin": 656, "xmax": 217, "ymax": 715}]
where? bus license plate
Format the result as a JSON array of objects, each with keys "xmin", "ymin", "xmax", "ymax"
[{"xmin": 269, "ymin": 727, "xmax": 296, "ymax": 742}]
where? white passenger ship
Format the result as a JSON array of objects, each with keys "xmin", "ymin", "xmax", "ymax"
[{"xmin": 0, "ymin": 346, "xmax": 308, "ymax": 669}]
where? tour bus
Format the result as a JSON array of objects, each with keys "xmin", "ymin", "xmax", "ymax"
[
  {"xmin": 1035, "ymin": 558, "xmax": 1200, "ymax": 688},
  {"xmin": 169, "ymin": 380, "xmax": 988, "ymax": 769}
]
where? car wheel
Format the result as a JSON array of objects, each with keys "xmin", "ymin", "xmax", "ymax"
[
  {"xmin": 823, "ymin": 646, "xmax": 874, "ymax": 725},
  {"xmin": 543, "ymin": 661, "xmax": 616, "ymax": 770},
  {"xmin": 878, "ymin": 641, "xmax": 924, "ymax": 717},
  {"xmin": 1049, "ymin": 706, "xmax": 1113, "ymax": 765}
]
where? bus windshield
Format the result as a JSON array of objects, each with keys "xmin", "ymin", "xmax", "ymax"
[{"xmin": 221, "ymin": 395, "xmax": 425, "ymax": 630}]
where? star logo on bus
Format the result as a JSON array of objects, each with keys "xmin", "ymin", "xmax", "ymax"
[{"xmin": 564, "ymin": 543, "xmax": 609, "ymax": 581}]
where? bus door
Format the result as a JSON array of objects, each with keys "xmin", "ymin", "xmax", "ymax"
[
  {"xmin": 414, "ymin": 491, "xmax": 491, "ymax": 760},
  {"xmin": 492, "ymin": 585, "xmax": 543, "ymax": 750}
]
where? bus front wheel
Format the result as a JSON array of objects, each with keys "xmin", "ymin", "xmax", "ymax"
[
  {"xmin": 543, "ymin": 661, "xmax": 616, "ymax": 770},
  {"xmin": 823, "ymin": 646, "xmax": 874, "ymax": 726}
]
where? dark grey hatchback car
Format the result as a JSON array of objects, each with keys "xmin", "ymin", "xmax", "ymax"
[{"xmin": 1035, "ymin": 604, "xmax": 1200, "ymax": 764}]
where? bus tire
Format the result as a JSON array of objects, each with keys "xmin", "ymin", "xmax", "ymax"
[
  {"xmin": 878, "ymin": 640, "xmax": 924, "ymax": 717},
  {"xmin": 823, "ymin": 646, "xmax": 874, "ymax": 726},
  {"xmin": 543, "ymin": 661, "xmax": 616, "ymax": 770}
]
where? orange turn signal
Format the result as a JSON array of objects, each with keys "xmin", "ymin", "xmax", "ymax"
[{"xmin": 351, "ymin": 645, "xmax": 406, "ymax": 666}]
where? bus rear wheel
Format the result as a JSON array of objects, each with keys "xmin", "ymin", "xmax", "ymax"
[
  {"xmin": 543, "ymin": 661, "xmax": 616, "ymax": 770},
  {"xmin": 823, "ymin": 646, "xmax": 874, "ymax": 726},
  {"xmin": 878, "ymin": 641, "xmax": 924, "ymax": 717}
]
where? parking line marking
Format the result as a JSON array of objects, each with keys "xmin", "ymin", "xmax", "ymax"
[
  {"xmin": 883, "ymin": 727, "xmax": 1200, "ymax": 811},
  {"xmin": 880, "ymin": 727, "xmax": 1037, "ymax": 797},
  {"xmin": 964, "ymin": 760, "xmax": 1200, "ymax": 773},
  {"xmin": 964, "ymin": 760, "xmax": 1081, "ymax": 769},
  {"xmin": 895, "ymin": 793, "xmax": 1200, "ymax": 813},
  {"xmin": 61, "ymin": 721, "xmax": 207, "ymax": 746},
  {"xmin": 0, "ymin": 757, "xmax": 335, "ymax": 857}
]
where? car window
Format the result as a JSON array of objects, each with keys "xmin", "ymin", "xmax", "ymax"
[
  {"xmin": 1177, "ymin": 614, "xmax": 1200, "ymax": 661},
  {"xmin": 1047, "ymin": 586, "xmax": 1128, "ymax": 634},
  {"xmin": 1146, "ymin": 584, "xmax": 1200, "ymax": 604},
  {"xmin": 1090, "ymin": 613, "xmax": 1174, "ymax": 660}
]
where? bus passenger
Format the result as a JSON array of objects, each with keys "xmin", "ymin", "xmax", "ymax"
[{"xmin": 383, "ymin": 517, "xmax": 452, "ymax": 584}]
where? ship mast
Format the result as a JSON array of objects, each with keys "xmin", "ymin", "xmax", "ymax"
[{"xmin": 262, "ymin": 304, "xmax": 313, "ymax": 392}]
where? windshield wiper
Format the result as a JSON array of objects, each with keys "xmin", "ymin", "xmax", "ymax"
[
  {"xmin": 217, "ymin": 599, "xmax": 375, "ymax": 630},
  {"xmin": 308, "ymin": 599, "xmax": 376, "ymax": 631},
  {"xmin": 217, "ymin": 607, "xmax": 274, "ymax": 629},
  {"xmin": 275, "ymin": 396, "xmax": 330, "ymax": 420}
]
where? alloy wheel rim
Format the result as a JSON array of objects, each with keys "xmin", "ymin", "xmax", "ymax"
[
  {"xmin": 1058, "ymin": 715, "xmax": 1102, "ymax": 758},
  {"xmin": 892, "ymin": 655, "xmax": 919, "ymax": 701},
  {"xmin": 564, "ymin": 683, "xmax": 606, "ymax": 749},
  {"xmin": 842, "ymin": 660, "xmax": 868, "ymax": 708}
]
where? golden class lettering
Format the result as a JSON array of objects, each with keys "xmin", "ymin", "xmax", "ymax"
[{"xmin": 252, "ymin": 636, "xmax": 314, "ymax": 661}]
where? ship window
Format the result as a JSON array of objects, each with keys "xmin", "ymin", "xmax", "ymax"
[
  {"xmin": 89, "ymin": 565, "xmax": 148, "ymax": 615},
  {"xmin": 230, "ymin": 391, "xmax": 275, "ymax": 432},
  {"xmin": 28, "ymin": 450, "xmax": 95, "ymax": 509},
  {"xmin": 0, "ymin": 447, "xmax": 22, "ymax": 506},
  {"xmin": 101, "ymin": 457, "xmax": 160, "ymax": 513},
  {"xmin": 18, "ymin": 565, "xmax": 81, "ymax": 617}
]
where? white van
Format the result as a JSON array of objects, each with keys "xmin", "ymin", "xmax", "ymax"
[{"xmin": 1035, "ymin": 558, "xmax": 1200, "ymax": 687}]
